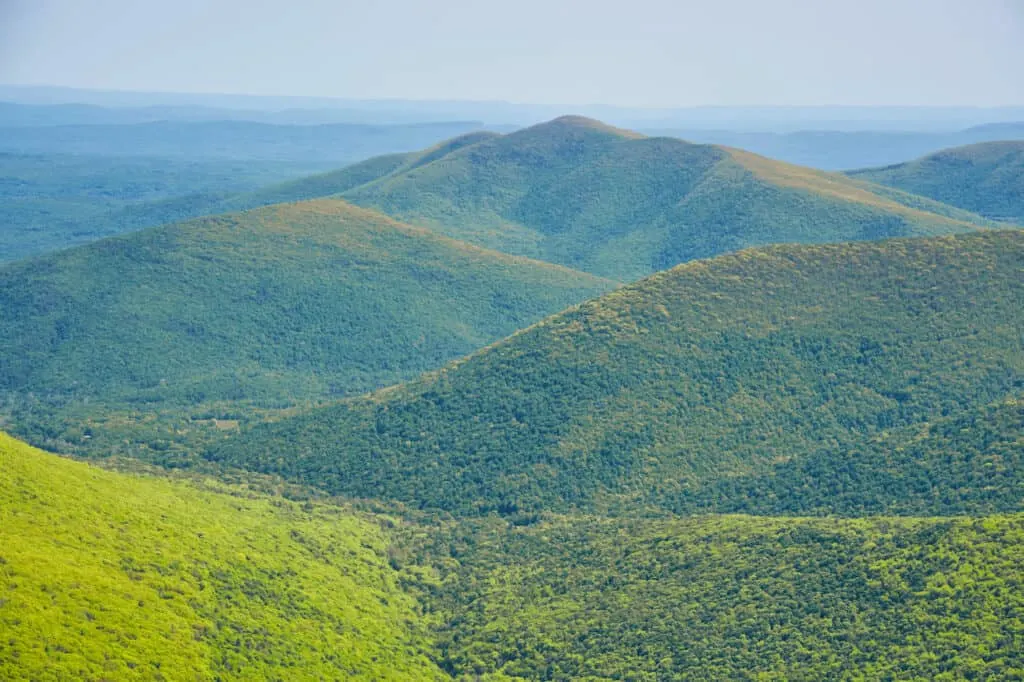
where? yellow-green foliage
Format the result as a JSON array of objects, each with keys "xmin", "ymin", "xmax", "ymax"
[
  {"xmin": 0, "ymin": 432, "xmax": 446, "ymax": 681},
  {"xmin": 420, "ymin": 514, "xmax": 1024, "ymax": 680}
]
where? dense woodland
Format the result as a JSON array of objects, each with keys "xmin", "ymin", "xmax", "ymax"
[
  {"xmin": 2, "ymin": 114, "xmax": 1023, "ymax": 680},
  {"xmin": 4, "ymin": 432, "xmax": 1023, "ymax": 681},
  {"xmin": 0, "ymin": 199, "xmax": 612, "ymax": 463},
  {"xmin": 416, "ymin": 513, "xmax": 1024, "ymax": 680},
  {"xmin": 213, "ymin": 231, "xmax": 1024, "ymax": 516},
  {"xmin": 330, "ymin": 116, "xmax": 994, "ymax": 279},
  {"xmin": 851, "ymin": 141, "xmax": 1024, "ymax": 224}
]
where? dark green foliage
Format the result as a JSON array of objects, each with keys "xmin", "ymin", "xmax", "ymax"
[
  {"xmin": 684, "ymin": 396, "xmax": 1024, "ymax": 516},
  {"xmin": 212, "ymin": 231, "xmax": 1024, "ymax": 516},
  {"xmin": 327, "ymin": 116, "xmax": 991, "ymax": 280},
  {"xmin": 0, "ymin": 199, "xmax": 613, "ymax": 453},
  {"xmin": 850, "ymin": 141, "xmax": 1024, "ymax": 224},
  {"xmin": 414, "ymin": 513, "xmax": 1024, "ymax": 680}
]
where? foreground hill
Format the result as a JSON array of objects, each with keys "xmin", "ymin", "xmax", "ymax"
[
  {"xmin": 0, "ymin": 199, "xmax": 614, "ymax": 411},
  {"xmin": 850, "ymin": 141, "xmax": 1024, "ymax": 224},
  {"xmin": 6, "ymin": 433, "xmax": 1024, "ymax": 681},
  {"xmin": 0, "ymin": 432, "xmax": 445, "ymax": 680},
  {"xmin": 212, "ymin": 230, "xmax": 1024, "ymax": 515},
  {"xmin": 418, "ymin": 513, "xmax": 1024, "ymax": 680},
  {"xmin": 305, "ymin": 116, "xmax": 994, "ymax": 280}
]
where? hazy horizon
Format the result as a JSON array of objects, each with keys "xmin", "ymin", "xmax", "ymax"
[{"xmin": 2, "ymin": 0, "xmax": 1023, "ymax": 108}]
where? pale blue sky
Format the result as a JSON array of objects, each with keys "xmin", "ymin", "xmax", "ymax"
[{"xmin": 2, "ymin": 0, "xmax": 1022, "ymax": 106}]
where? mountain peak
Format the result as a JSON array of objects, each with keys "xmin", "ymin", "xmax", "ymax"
[{"xmin": 540, "ymin": 114, "xmax": 646, "ymax": 139}]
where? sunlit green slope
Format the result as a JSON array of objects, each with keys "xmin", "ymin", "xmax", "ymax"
[
  {"xmin": 850, "ymin": 141, "xmax": 1024, "ymax": 224},
  {"xmin": 327, "ymin": 116, "xmax": 993, "ymax": 280},
  {"xmin": 417, "ymin": 513, "xmax": 1024, "ymax": 680},
  {"xmin": 212, "ymin": 230, "xmax": 1024, "ymax": 516},
  {"xmin": 0, "ymin": 431, "xmax": 446, "ymax": 681}
]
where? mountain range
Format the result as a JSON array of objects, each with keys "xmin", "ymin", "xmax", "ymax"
[
  {"xmin": 211, "ymin": 230, "xmax": 1024, "ymax": 516},
  {"xmin": 238, "ymin": 116, "xmax": 997, "ymax": 280},
  {"xmin": 851, "ymin": 140, "xmax": 1024, "ymax": 223},
  {"xmin": 2, "ymin": 110, "xmax": 1023, "ymax": 680},
  {"xmin": 649, "ymin": 123, "xmax": 1024, "ymax": 170},
  {"xmin": 0, "ymin": 199, "xmax": 612, "ymax": 415}
]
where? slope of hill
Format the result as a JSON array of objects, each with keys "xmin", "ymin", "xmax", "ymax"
[
  {"xmin": 0, "ymin": 199, "xmax": 614, "ymax": 415},
  {"xmin": 0, "ymin": 431, "xmax": 446, "ymax": 680},
  {"xmin": 211, "ymin": 230, "xmax": 1024, "ymax": 516},
  {"xmin": 417, "ymin": 513, "xmax": 1024, "ymax": 680},
  {"xmin": 683, "ymin": 395, "xmax": 1024, "ymax": 516},
  {"xmin": 850, "ymin": 141, "xmax": 1024, "ymax": 224},
  {"xmin": 641, "ymin": 124, "xmax": 1024, "ymax": 170},
  {"xmin": 312, "ymin": 116, "xmax": 995, "ymax": 280},
  {"xmin": 220, "ymin": 131, "xmax": 504, "ymax": 211},
  {"xmin": 6, "ymin": 431, "xmax": 1024, "ymax": 681}
]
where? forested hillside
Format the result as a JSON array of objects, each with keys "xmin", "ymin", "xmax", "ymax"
[
  {"xmin": 415, "ymin": 513, "xmax": 1024, "ymax": 680},
  {"xmin": 212, "ymin": 230, "xmax": 1024, "ymax": 516},
  {"xmin": 850, "ymin": 141, "xmax": 1024, "ymax": 224},
  {"xmin": 683, "ymin": 395, "xmax": 1024, "ymax": 516},
  {"xmin": 6, "ymin": 431, "xmax": 1024, "ymax": 681},
  {"xmin": 0, "ymin": 432, "xmax": 446, "ymax": 681},
  {"xmin": 0, "ymin": 199, "xmax": 613, "ymax": 459},
  {"xmin": 319, "ymin": 116, "xmax": 994, "ymax": 279}
]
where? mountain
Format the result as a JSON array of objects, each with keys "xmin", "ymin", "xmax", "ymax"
[
  {"xmin": 276, "ymin": 116, "xmax": 995, "ymax": 280},
  {"xmin": 0, "ymin": 152, "xmax": 334, "ymax": 262},
  {"xmin": 0, "ymin": 199, "xmax": 613, "ymax": 431},
  {"xmin": 211, "ymin": 230, "xmax": 1024, "ymax": 516},
  {"xmin": 7, "ymin": 431, "xmax": 1024, "ymax": 681},
  {"xmin": 417, "ymin": 512, "xmax": 1024, "ymax": 680},
  {"xmin": 639, "ymin": 125, "xmax": 1024, "ymax": 170},
  {"xmin": 7, "ymin": 87, "xmax": 1024, "ymax": 130},
  {"xmin": 850, "ymin": 141, "xmax": 1024, "ymax": 224},
  {"xmin": 0, "ymin": 431, "xmax": 446, "ymax": 680}
]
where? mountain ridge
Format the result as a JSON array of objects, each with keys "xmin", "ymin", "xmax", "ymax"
[
  {"xmin": 240, "ymin": 116, "xmax": 996, "ymax": 280},
  {"xmin": 850, "ymin": 140, "xmax": 1024, "ymax": 224},
  {"xmin": 210, "ymin": 229, "xmax": 1024, "ymax": 516},
  {"xmin": 0, "ymin": 198, "xmax": 615, "ymax": 457}
]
